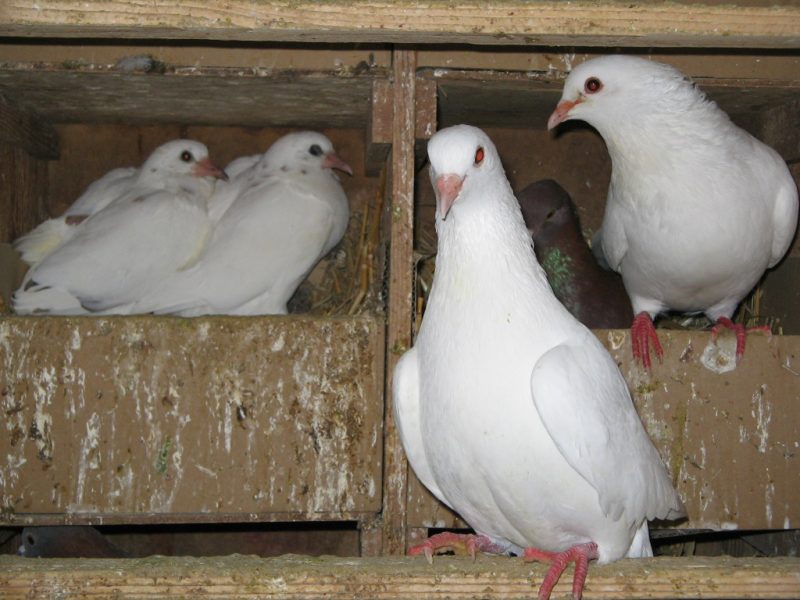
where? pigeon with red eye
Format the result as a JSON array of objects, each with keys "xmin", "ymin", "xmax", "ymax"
[
  {"xmin": 12, "ymin": 140, "xmax": 227, "ymax": 315},
  {"xmin": 517, "ymin": 179, "xmax": 632, "ymax": 329},
  {"xmin": 130, "ymin": 131, "xmax": 352, "ymax": 316},
  {"xmin": 549, "ymin": 55, "xmax": 798, "ymax": 368},
  {"xmin": 12, "ymin": 139, "xmax": 223, "ymax": 267},
  {"xmin": 394, "ymin": 124, "xmax": 684, "ymax": 600}
]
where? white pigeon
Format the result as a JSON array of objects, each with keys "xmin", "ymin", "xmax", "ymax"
[
  {"xmin": 548, "ymin": 55, "xmax": 799, "ymax": 368},
  {"xmin": 130, "ymin": 131, "xmax": 352, "ymax": 316},
  {"xmin": 394, "ymin": 125, "xmax": 684, "ymax": 600},
  {"xmin": 13, "ymin": 166, "xmax": 136, "ymax": 266},
  {"xmin": 12, "ymin": 140, "xmax": 227, "ymax": 315}
]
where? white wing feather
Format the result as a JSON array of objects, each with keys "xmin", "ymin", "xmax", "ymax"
[{"xmin": 530, "ymin": 333, "xmax": 685, "ymax": 524}]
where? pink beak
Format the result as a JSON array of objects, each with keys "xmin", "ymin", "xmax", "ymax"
[
  {"xmin": 547, "ymin": 99, "xmax": 580, "ymax": 130},
  {"xmin": 436, "ymin": 174, "xmax": 464, "ymax": 220},
  {"xmin": 193, "ymin": 157, "xmax": 229, "ymax": 181},
  {"xmin": 322, "ymin": 152, "xmax": 354, "ymax": 176}
]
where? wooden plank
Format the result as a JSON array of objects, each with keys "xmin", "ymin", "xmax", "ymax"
[
  {"xmin": 0, "ymin": 315, "xmax": 384, "ymax": 523},
  {"xmin": 381, "ymin": 48, "xmax": 416, "ymax": 556},
  {"xmin": 0, "ymin": 96, "xmax": 59, "ymax": 159},
  {"xmin": 1, "ymin": 1, "xmax": 799, "ymax": 48},
  {"xmin": 0, "ymin": 68, "xmax": 380, "ymax": 129},
  {"xmin": 366, "ymin": 78, "xmax": 437, "ymax": 176},
  {"xmin": 407, "ymin": 330, "xmax": 800, "ymax": 532},
  {"xmin": 427, "ymin": 71, "xmax": 800, "ymax": 136},
  {"xmin": 365, "ymin": 79, "xmax": 392, "ymax": 177},
  {"xmin": 1, "ymin": 555, "xmax": 799, "ymax": 599}
]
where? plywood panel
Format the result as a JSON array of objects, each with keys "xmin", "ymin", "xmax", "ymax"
[
  {"xmin": 0, "ymin": 315, "xmax": 384, "ymax": 524},
  {"xmin": 407, "ymin": 331, "xmax": 800, "ymax": 532}
]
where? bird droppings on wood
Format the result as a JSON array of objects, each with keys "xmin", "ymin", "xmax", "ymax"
[{"xmin": 0, "ymin": 314, "xmax": 384, "ymax": 523}]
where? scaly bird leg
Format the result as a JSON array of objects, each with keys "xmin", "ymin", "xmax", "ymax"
[
  {"xmin": 523, "ymin": 542, "xmax": 599, "ymax": 600},
  {"xmin": 408, "ymin": 532, "xmax": 508, "ymax": 563},
  {"xmin": 711, "ymin": 316, "xmax": 772, "ymax": 361},
  {"xmin": 631, "ymin": 311, "xmax": 663, "ymax": 369}
]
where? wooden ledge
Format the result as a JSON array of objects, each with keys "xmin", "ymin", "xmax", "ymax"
[
  {"xmin": 1, "ymin": 555, "xmax": 799, "ymax": 599},
  {"xmin": 1, "ymin": 1, "xmax": 799, "ymax": 49}
]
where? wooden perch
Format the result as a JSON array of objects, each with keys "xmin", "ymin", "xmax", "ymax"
[{"xmin": 1, "ymin": 555, "xmax": 799, "ymax": 599}]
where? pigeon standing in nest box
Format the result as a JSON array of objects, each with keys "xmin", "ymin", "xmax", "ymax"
[
  {"xmin": 13, "ymin": 140, "xmax": 227, "ymax": 315},
  {"xmin": 549, "ymin": 55, "xmax": 799, "ymax": 369},
  {"xmin": 394, "ymin": 125, "xmax": 685, "ymax": 600},
  {"xmin": 131, "ymin": 131, "xmax": 352, "ymax": 316},
  {"xmin": 517, "ymin": 179, "xmax": 632, "ymax": 329}
]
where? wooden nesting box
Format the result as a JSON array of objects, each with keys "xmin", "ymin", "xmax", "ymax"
[
  {"xmin": 0, "ymin": 41, "xmax": 440, "ymax": 552},
  {"xmin": 0, "ymin": 0, "xmax": 799, "ymax": 570},
  {"xmin": 405, "ymin": 52, "xmax": 800, "ymax": 543}
]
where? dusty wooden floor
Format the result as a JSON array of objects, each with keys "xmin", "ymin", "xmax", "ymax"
[{"xmin": 1, "ymin": 554, "xmax": 799, "ymax": 599}]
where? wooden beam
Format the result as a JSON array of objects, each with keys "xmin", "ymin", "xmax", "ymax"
[
  {"xmin": 2, "ymin": 555, "xmax": 799, "ymax": 599},
  {"xmin": 2, "ymin": 1, "xmax": 799, "ymax": 48},
  {"xmin": 381, "ymin": 48, "xmax": 416, "ymax": 556},
  {"xmin": 365, "ymin": 78, "xmax": 437, "ymax": 176},
  {"xmin": 0, "ymin": 95, "xmax": 59, "ymax": 160},
  {"xmin": 365, "ymin": 79, "xmax": 393, "ymax": 177},
  {"xmin": 0, "ymin": 69, "xmax": 378, "ymax": 129}
]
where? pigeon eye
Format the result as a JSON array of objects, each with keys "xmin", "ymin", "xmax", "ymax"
[
  {"xmin": 309, "ymin": 144, "xmax": 323, "ymax": 157},
  {"xmin": 474, "ymin": 147, "xmax": 485, "ymax": 165},
  {"xmin": 180, "ymin": 151, "xmax": 193, "ymax": 162},
  {"xmin": 584, "ymin": 77, "xmax": 603, "ymax": 94}
]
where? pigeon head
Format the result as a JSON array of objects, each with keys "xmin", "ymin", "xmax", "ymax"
[
  {"xmin": 547, "ymin": 55, "xmax": 708, "ymax": 135},
  {"xmin": 517, "ymin": 179, "xmax": 576, "ymax": 241},
  {"xmin": 141, "ymin": 139, "xmax": 228, "ymax": 183},
  {"xmin": 261, "ymin": 131, "xmax": 353, "ymax": 177},
  {"xmin": 427, "ymin": 124, "xmax": 503, "ymax": 221}
]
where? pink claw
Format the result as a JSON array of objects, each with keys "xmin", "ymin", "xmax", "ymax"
[
  {"xmin": 523, "ymin": 542, "xmax": 599, "ymax": 600},
  {"xmin": 711, "ymin": 316, "xmax": 772, "ymax": 361},
  {"xmin": 631, "ymin": 311, "xmax": 663, "ymax": 369},
  {"xmin": 408, "ymin": 532, "xmax": 508, "ymax": 563}
]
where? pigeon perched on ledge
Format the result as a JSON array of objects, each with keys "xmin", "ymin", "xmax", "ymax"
[
  {"xmin": 395, "ymin": 125, "xmax": 684, "ymax": 600},
  {"xmin": 548, "ymin": 55, "xmax": 799, "ymax": 369},
  {"xmin": 13, "ymin": 140, "xmax": 227, "ymax": 315},
  {"xmin": 517, "ymin": 179, "xmax": 632, "ymax": 329}
]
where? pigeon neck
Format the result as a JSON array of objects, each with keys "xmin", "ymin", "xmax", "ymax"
[{"xmin": 433, "ymin": 194, "xmax": 557, "ymax": 312}]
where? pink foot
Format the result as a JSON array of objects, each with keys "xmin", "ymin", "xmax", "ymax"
[
  {"xmin": 523, "ymin": 542, "xmax": 598, "ymax": 600},
  {"xmin": 408, "ymin": 532, "xmax": 508, "ymax": 563},
  {"xmin": 711, "ymin": 316, "xmax": 772, "ymax": 361},
  {"xmin": 631, "ymin": 312, "xmax": 663, "ymax": 369}
]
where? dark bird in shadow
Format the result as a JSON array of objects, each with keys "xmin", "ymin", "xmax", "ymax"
[{"xmin": 517, "ymin": 179, "xmax": 633, "ymax": 329}]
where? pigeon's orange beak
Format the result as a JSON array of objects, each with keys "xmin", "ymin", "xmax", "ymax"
[
  {"xmin": 547, "ymin": 99, "xmax": 580, "ymax": 130},
  {"xmin": 194, "ymin": 157, "xmax": 229, "ymax": 181},
  {"xmin": 436, "ymin": 174, "xmax": 463, "ymax": 221},
  {"xmin": 322, "ymin": 152, "xmax": 354, "ymax": 176}
]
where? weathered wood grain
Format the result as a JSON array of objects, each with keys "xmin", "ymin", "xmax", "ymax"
[
  {"xmin": 1, "ymin": 555, "xmax": 799, "ymax": 599},
  {"xmin": 381, "ymin": 48, "xmax": 416, "ymax": 556},
  {"xmin": 0, "ymin": 315, "xmax": 384, "ymax": 524},
  {"xmin": 0, "ymin": 68, "xmax": 380, "ymax": 128},
  {"xmin": 1, "ymin": 1, "xmax": 799, "ymax": 48}
]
